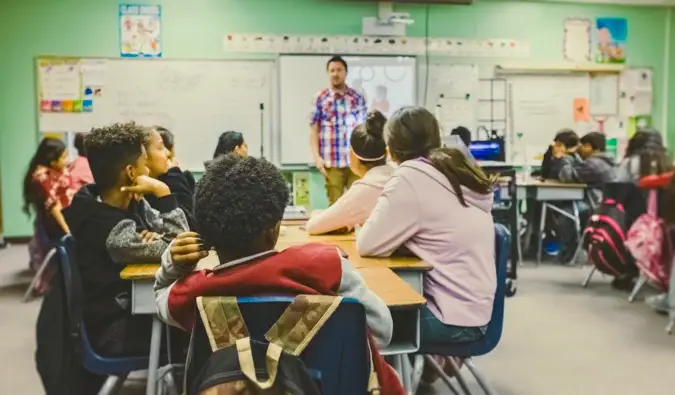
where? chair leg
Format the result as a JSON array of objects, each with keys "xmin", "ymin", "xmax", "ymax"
[
  {"xmin": 23, "ymin": 248, "xmax": 57, "ymax": 302},
  {"xmin": 666, "ymin": 318, "xmax": 674, "ymax": 335},
  {"xmin": 464, "ymin": 358, "xmax": 497, "ymax": 395},
  {"xmin": 628, "ymin": 274, "xmax": 647, "ymax": 303},
  {"xmin": 537, "ymin": 203, "xmax": 548, "ymax": 266},
  {"xmin": 97, "ymin": 374, "xmax": 128, "ymax": 395},
  {"xmin": 446, "ymin": 357, "xmax": 473, "ymax": 395},
  {"xmin": 582, "ymin": 266, "xmax": 596, "ymax": 288},
  {"xmin": 163, "ymin": 372, "xmax": 180, "ymax": 395},
  {"xmin": 410, "ymin": 355, "xmax": 424, "ymax": 395},
  {"xmin": 424, "ymin": 355, "xmax": 461, "ymax": 395}
]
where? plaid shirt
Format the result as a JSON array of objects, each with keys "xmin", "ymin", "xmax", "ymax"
[{"xmin": 309, "ymin": 86, "xmax": 367, "ymax": 168}]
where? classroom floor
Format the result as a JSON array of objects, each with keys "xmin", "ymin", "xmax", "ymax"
[{"xmin": 1, "ymin": 244, "xmax": 674, "ymax": 395}]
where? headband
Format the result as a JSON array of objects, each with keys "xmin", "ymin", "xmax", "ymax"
[{"xmin": 351, "ymin": 144, "xmax": 386, "ymax": 162}]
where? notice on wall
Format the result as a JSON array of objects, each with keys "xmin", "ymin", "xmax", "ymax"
[
  {"xmin": 120, "ymin": 4, "xmax": 162, "ymax": 57},
  {"xmin": 563, "ymin": 18, "xmax": 591, "ymax": 63}
]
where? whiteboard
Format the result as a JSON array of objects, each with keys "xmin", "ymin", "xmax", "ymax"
[
  {"xmin": 37, "ymin": 58, "xmax": 274, "ymax": 171},
  {"xmin": 279, "ymin": 55, "xmax": 417, "ymax": 165},
  {"xmin": 506, "ymin": 74, "xmax": 592, "ymax": 164}
]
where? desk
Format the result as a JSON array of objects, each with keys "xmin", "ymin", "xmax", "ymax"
[
  {"xmin": 517, "ymin": 179, "xmax": 587, "ymax": 265},
  {"xmin": 121, "ymin": 234, "xmax": 429, "ymax": 395}
]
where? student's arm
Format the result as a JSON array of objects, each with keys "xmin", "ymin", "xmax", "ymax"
[
  {"xmin": 309, "ymin": 96, "xmax": 327, "ymax": 176},
  {"xmin": 155, "ymin": 234, "xmax": 206, "ymax": 329},
  {"xmin": 306, "ymin": 183, "xmax": 368, "ymax": 235},
  {"xmin": 357, "ymin": 174, "xmax": 419, "ymax": 257},
  {"xmin": 555, "ymin": 158, "xmax": 578, "ymax": 183},
  {"xmin": 105, "ymin": 218, "xmax": 171, "ymax": 264},
  {"xmin": 142, "ymin": 195, "xmax": 190, "ymax": 237},
  {"xmin": 50, "ymin": 202, "xmax": 70, "ymax": 234},
  {"xmin": 337, "ymin": 255, "xmax": 393, "ymax": 347}
]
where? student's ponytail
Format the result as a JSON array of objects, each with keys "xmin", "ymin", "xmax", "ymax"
[
  {"xmin": 350, "ymin": 110, "xmax": 387, "ymax": 167},
  {"xmin": 428, "ymin": 148, "xmax": 495, "ymax": 207},
  {"xmin": 387, "ymin": 106, "xmax": 495, "ymax": 206}
]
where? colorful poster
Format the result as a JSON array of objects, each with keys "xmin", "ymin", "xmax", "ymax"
[
  {"xmin": 595, "ymin": 17, "xmax": 627, "ymax": 64},
  {"xmin": 293, "ymin": 172, "xmax": 310, "ymax": 208},
  {"xmin": 38, "ymin": 58, "xmax": 81, "ymax": 113},
  {"xmin": 119, "ymin": 4, "xmax": 162, "ymax": 58}
]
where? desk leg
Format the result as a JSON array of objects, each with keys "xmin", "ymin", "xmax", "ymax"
[
  {"xmin": 146, "ymin": 316, "xmax": 163, "ymax": 395},
  {"xmin": 537, "ymin": 203, "xmax": 547, "ymax": 266}
]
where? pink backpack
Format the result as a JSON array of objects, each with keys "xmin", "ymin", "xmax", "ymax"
[{"xmin": 625, "ymin": 190, "xmax": 672, "ymax": 290}]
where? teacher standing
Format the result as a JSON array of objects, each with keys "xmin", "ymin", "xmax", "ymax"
[{"xmin": 309, "ymin": 56, "xmax": 368, "ymax": 205}]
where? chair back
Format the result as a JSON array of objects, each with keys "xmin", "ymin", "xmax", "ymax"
[
  {"xmin": 57, "ymin": 236, "xmax": 148, "ymax": 375},
  {"xmin": 189, "ymin": 297, "xmax": 370, "ymax": 395},
  {"xmin": 422, "ymin": 223, "xmax": 509, "ymax": 358}
]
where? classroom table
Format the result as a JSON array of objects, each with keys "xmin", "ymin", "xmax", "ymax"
[
  {"xmin": 518, "ymin": 178, "xmax": 587, "ymax": 265},
  {"xmin": 120, "ymin": 228, "xmax": 430, "ymax": 395}
]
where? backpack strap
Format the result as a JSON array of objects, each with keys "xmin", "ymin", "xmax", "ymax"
[
  {"xmin": 265, "ymin": 295, "xmax": 342, "ymax": 356},
  {"xmin": 236, "ymin": 338, "xmax": 283, "ymax": 390},
  {"xmin": 196, "ymin": 296, "xmax": 249, "ymax": 352},
  {"xmin": 366, "ymin": 342, "xmax": 381, "ymax": 395}
]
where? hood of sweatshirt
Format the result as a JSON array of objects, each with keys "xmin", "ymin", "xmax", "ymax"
[
  {"xmin": 63, "ymin": 184, "xmax": 140, "ymax": 238},
  {"xmin": 398, "ymin": 159, "xmax": 494, "ymax": 214}
]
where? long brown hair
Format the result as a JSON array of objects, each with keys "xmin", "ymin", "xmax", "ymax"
[{"xmin": 386, "ymin": 106, "xmax": 496, "ymax": 206}]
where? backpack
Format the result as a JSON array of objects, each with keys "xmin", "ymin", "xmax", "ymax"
[
  {"xmin": 188, "ymin": 295, "xmax": 380, "ymax": 395},
  {"xmin": 625, "ymin": 189, "xmax": 673, "ymax": 290},
  {"xmin": 582, "ymin": 198, "xmax": 635, "ymax": 276}
]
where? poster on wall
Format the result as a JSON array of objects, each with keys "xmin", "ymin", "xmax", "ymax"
[
  {"xmin": 38, "ymin": 58, "xmax": 82, "ymax": 113},
  {"xmin": 595, "ymin": 17, "xmax": 627, "ymax": 64},
  {"xmin": 119, "ymin": 4, "xmax": 162, "ymax": 58}
]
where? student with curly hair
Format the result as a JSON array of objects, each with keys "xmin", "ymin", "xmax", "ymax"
[
  {"xmin": 63, "ymin": 122, "xmax": 188, "ymax": 365},
  {"xmin": 154, "ymin": 154, "xmax": 404, "ymax": 395}
]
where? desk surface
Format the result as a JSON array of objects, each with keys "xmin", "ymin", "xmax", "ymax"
[
  {"xmin": 518, "ymin": 178, "xmax": 586, "ymax": 188},
  {"xmin": 121, "ymin": 262, "xmax": 425, "ymax": 308}
]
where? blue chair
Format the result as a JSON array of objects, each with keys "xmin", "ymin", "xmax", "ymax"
[
  {"xmin": 417, "ymin": 223, "xmax": 510, "ymax": 395},
  {"xmin": 58, "ymin": 236, "xmax": 177, "ymax": 395},
  {"xmin": 188, "ymin": 297, "xmax": 370, "ymax": 395}
]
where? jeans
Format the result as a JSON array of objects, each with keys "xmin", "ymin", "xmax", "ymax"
[{"xmin": 420, "ymin": 306, "xmax": 487, "ymax": 350}]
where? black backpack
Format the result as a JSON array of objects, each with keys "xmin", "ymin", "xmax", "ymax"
[
  {"xmin": 187, "ymin": 295, "xmax": 380, "ymax": 395},
  {"xmin": 582, "ymin": 197, "xmax": 636, "ymax": 276}
]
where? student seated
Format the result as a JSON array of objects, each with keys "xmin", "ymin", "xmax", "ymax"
[
  {"xmin": 154, "ymin": 154, "xmax": 404, "ymax": 395},
  {"xmin": 63, "ymin": 122, "xmax": 188, "ymax": 361},
  {"xmin": 616, "ymin": 129, "xmax": 673, "ymax": 183},
  {"xmin": 555, "ymin": 132, "xmax": 616, "ymax": 185},
  {"xmin": 144, "ymin": 126, "xmax": 197, "ymax": 229},
  {"xmin": 357, "ymin": 107, "xmax": 497, "ymax": 354},
  {"xmin": 69, "ymin": 132, "xmax": 94, "ymax": 189},
  {"xmin": 539, "ymin": 129, "xmax": 581, "ymax": 180},
  {"xmin": 306, "ymin": 110, "xmax": 394, "ymax": 235},
  {"xmin": 156, "ymin": 125, "xmax": 196, "ymax": 190},
  {"xmin": 204, "ymin": 131, "xmax": 248, "ymax": 169},
  {"xmin": 23, "ymin": 138, "xmax": 77, "ymax": 286}
]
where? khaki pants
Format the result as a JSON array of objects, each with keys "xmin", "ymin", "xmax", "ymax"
[{"xmin": 324, "ymin": 167, "xmax": 359, "ymax": 205}]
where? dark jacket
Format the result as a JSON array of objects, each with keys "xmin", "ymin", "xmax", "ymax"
[
  {"xmin": 555, "ymin": 152, "xmax": 616, "ymax": 185},
  {"xmin": 146, "ymin": 167, "xmax": 196, "ymax": 229},
  {"xmin": 545, "ymin": 152, "xmax": 582, "ymax": 181},
  {"xmin": 62, "ymin": 185, "xmax": 188, "ymax": 334}
]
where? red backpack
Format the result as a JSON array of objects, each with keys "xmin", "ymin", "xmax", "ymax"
[{"xmin": 582, "ymin": 198, "xmax": 635, "ymax": 276}]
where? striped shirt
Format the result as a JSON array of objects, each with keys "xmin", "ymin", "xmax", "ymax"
[{"xmin": 309, "ymin": 86, "xmax": 367, "ymax": 168}]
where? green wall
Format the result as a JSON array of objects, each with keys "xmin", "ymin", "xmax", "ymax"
[{"xmin": 0, "ymin": 0, "xmax": 671, "ymax": 237}]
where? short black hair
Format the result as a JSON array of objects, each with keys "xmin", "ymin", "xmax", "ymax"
[
  {"xmin": 74, "ymin": 132, "xmax": 87, "ymax": 157},
  {"xmin": 213, "ymin": 131, "xmax": 244, "ymax": 159},
  {"xmin": 195, "ymin": 154, "xmax": 289, "ymax": 256},
  {"xmin": 580, "ymin": 132, "xmax": 606, "ymax": 152},
  {"xmin": 326, "ymin": 56, "xmax": 348, "ymax": 72},
  {"xmin": 86, "ymin": 122, "xmax": 145, "ymax": 191},
  {"xmin": 155, "ymin": 126, "xmax": 174, "ymax": 151},
  {"xmin": 451, "ymin": 126, "xmax": 472, "ymax": 148},
  {"xmin": 554, "ymin": 129, "xmax": 579, "ymax": 148}
]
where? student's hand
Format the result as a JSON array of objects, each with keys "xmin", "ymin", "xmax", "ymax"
[
  {"xmin": 122, "ymin": 175, "xmax": 171, "ymax": 198},
  {"xmin": 552, "ymin": 144, "xmax": 566, "ymax": 159},
  {"xmin": 170, "ymin": 232, "xmax": 209, "ymax": 267},
  {"xmin": 314, "ymin": 156, "xmax": 328, "ymax": 177},
  {"xmin": 140, "ymin": 230, "xmax": 161, "ymax": 244}
]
